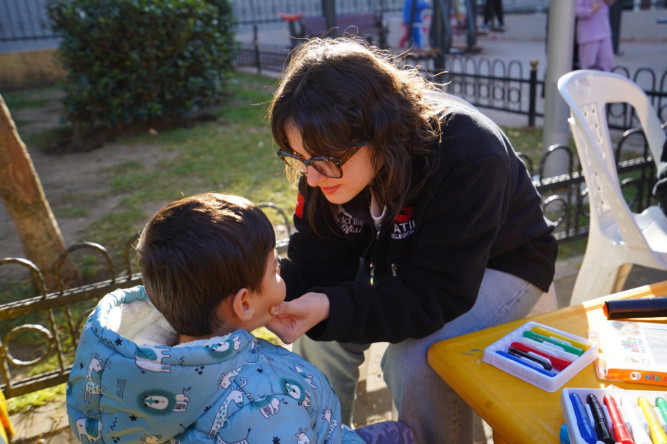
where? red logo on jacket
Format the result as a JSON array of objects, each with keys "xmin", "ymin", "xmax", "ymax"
[
  {"xmin": 394, "ymin": 206, "xmax": 414, "ymax": 223},
  {"xmin": 392, "ymin": 206, "xmax": 415, "ymax": 240},
  {"xmin": 295, "ymin": 193, "xmax": 304, "ymax": 218}
]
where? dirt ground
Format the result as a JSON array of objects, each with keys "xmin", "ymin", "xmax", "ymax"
[{"xmin": 1, "ymin": 89, "xmax": 174, "ymax": 281}]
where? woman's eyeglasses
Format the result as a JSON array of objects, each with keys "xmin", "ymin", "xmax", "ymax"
[{"xmin": 276, "ymin": 146, "xmax": 361, "ymax": 179}]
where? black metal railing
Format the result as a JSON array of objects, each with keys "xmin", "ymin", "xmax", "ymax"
[{"xmin": 236, "ymin": 42, "xmax": 667, "ymax": 128}]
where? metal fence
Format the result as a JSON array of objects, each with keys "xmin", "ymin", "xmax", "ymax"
[
  {"xmin": 3, "ymin": 0, "xmax": 666, "ymax": 42},
  {"xmin": 0, "ymin": 0, "xmax": 554, "ymax": 42},
  {"xmin": 0, "ymin": 0, "xmax": 51, "ymax": 42},
  {"xmin": 237, "ymin": 41, "xmax": 667, "ymax": 128}
]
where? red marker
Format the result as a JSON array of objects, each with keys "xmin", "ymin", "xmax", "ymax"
[
  {"xmin": 509, "ymin": 341, "xmax": 572, "ymax": 371},
  {"xmin": 603, "ymin": 394, "xmax": 634, "ymax": 444}
]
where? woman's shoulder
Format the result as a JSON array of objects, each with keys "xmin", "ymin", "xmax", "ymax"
[
  {"xmin": 440, "ymin": 100, "xmax": 499, "ymax": 132},
  {"xmin": 437, "ymin": 104, "xmax": 510, "ymax": 161}
]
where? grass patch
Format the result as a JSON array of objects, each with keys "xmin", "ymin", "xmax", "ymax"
[
  {"xmin": 55, "ymin": 206, "xmax": 90, "ymax": 218},
  {"xmin": 21, "ymin": 125, "xmax": 73, "ymax": 151},
  {"xmin": 78, "ymin": 71, "xmax": 295, "ymax": 257},
  {"xmin": 0, "ymin": 280, "xmax": 35, "ymax": 305},
  {"xmin": 557, "ymin": 238, "xmax": 587, "ymax": 259},
  {"xmin": 2, "ymin": 87, "xmax": 57, "ymax": 111},
  {"xmin": 504, "ymin": 125, "xmax": 544, "ymax": 160},
  {"xmin": 252, "ymin": 326, "xmax": 281, "ymax": 345},
  {"xmin": 8, "ymin": 384, "xmax": 67, "ymax": 414}
]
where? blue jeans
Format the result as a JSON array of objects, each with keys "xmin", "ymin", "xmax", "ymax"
[
  {"xmin": 355, "ymin": 421, "xmax": 416, "ymax": 444},
  {"xmin": 292, "ymin": 268, "xmax": 544, "ymax": 443}
]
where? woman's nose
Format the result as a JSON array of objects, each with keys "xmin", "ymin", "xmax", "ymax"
[{"xmin": 306, "ymin": 166, "xmax": 325, "ymax": 187}]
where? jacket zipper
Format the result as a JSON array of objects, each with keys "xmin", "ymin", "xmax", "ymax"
[{"xmin": 368, "ymin": 227, "xmax": 381, "ymax": 285}]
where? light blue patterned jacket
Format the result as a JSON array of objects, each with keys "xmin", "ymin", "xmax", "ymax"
[{"xmin": 66, "ymin": 286, "xmax": 364, "ymax": 443}]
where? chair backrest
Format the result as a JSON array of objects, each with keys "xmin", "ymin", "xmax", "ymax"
[
  {"xmin": 559, "ymin": 70, "xmax": 665, "ymax": 166},
  {"xmin": 558, "ymin": 70, "xmax": 666, "ymax": 250}
]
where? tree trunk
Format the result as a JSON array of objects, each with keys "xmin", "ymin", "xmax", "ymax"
[{"xmin": 0, "ymin": 93, "xmax": 78, "ymax": 291}]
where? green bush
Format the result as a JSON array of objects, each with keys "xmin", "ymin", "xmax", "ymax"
[{"xmin": 48, "ymin": 0, "xmax": 237, "ymax": 145}]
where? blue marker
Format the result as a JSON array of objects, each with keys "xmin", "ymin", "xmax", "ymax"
[
  {"xmin": 494, "ymin": 350, "xmax": 557, "ymax": 377},
  {"xmin": 569, "ymin": 392, "xmax": 597, "ymax": 444}
]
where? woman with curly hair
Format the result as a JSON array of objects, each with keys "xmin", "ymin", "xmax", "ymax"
[{"xmin": 266, "ymin": 37, "xmax": 557, "ymax": 443}]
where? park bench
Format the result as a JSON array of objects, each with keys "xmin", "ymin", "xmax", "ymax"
[{"xmin": 297, "ymin": 12, "xmax": 387, "ymax": 48}]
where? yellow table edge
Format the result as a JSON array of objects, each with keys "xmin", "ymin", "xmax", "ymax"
[{"xmin": 427, "ymin": 280, "xmax": 667, "ymax": 444}]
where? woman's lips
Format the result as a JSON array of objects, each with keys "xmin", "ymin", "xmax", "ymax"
[{"xmin": 320, "ymin": 185, "xmax": 340, "ymax": 195}]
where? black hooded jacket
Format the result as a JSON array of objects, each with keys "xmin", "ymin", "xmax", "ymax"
[{"xmin": 279, "ymin": 105, "xmax": 558, "ymax": 345}]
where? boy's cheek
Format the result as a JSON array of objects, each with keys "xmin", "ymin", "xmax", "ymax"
[{"xmin": 280, "ymin": 280, "xmax": 287, "ymax": 302}]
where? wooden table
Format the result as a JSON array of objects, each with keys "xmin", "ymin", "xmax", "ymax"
[{"xmin": 427, "ymin": 280, "xmax": 667, "ymax": 444}]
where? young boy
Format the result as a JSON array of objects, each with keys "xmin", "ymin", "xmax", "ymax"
[{"xmin": 66, "ymin": 193, "xmax": 413, "ymax": 443}]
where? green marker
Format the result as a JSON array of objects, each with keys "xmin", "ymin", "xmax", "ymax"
[
  {"xmin": 522, "ymin": 330, "xmax": 584, "ymax": 356},
  {"xmin": 657, "ymin": 397, "xmax": 667, "ymax": 425}
]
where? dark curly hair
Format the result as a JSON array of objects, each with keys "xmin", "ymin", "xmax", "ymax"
[{"xmin": 269, "ymin": 37, "xmax": 448, "ymax": 231}]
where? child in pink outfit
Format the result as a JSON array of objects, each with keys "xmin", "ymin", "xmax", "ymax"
[{"xmin": 575, "ymin": 0, "xmax": 615, "ymax": 71}]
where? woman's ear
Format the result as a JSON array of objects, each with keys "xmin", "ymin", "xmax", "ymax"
[{"xmin": 231, "ymin": 288, "xmax": 255, "ymax": 322}]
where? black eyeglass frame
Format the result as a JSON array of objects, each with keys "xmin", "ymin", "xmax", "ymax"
[{"xmin": 276, "ymin": 146, "xmax": 361, "ymax": 179}]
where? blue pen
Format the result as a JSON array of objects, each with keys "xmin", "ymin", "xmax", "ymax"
[
  {"xmin": 494, "ymin": 350, "xmax": 557, "ymax": 377},
  {"xmin": 569, "ymin": 393, "xmax": 597, "ymax": 444}
]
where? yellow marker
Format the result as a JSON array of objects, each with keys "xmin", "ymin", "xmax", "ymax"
[
  {"xmin": 638, "ymin": 396, "xmax": 667, "ymax": 444},
  {"xmin": 531, "ymin": 326, "xmax": 590, "ymax": 351}
]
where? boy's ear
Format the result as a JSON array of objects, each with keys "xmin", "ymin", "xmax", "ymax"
[{"xmin": 231, "ymin": 288, "xmax": 255, "ymax": 322}]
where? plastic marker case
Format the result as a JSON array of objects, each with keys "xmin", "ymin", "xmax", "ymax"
[
  {"xmin": 482, "ymin": 321, "xmax": 597, "ymax": 392},
  {"xmin": 561, "ymin": 388, "xmax": 667, "ymax": 444}
]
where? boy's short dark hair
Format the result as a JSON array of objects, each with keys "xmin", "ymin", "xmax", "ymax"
[{"xmin": 136, "ymin": 193, "xmax": 275, "ymax": 336}]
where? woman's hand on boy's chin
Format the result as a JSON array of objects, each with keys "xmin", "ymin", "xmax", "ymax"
[{"xmin": 267, "ymin": 292, "xmax": 330, "ymax": 344}]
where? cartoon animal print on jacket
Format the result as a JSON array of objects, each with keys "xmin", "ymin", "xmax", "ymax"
[
  {"xmin": 255, "ymin": 396, "xmax": 281, "ymax": 419},
  {"xmin": 208, "ymin": 387, "xmax": 245, "ymax": 438},
  {"xmin": 135, "ymin": 345, "xmax": 171, "ymax": 373},
  {"xmin": 282, "ymin": 378, "xmax": 312, "ymax": 407},
  {"xmin": 138, "ymin": 388, "xmax": 191, "ymax": 416},
  {"xmin": 294, "ymin": 364, "xmax": 318, "ymax": 389},
  {"xmin": 322, "ymin": 408, "xmax": 339, "ymax": 443},
  {"xmin": 75, "ymin": 417, "xmax": 102, "ymax": 443},
  {"xmin": 206, "ymin": 334, "xmax": 241, "ymax": 360},
  {"xmin": 214, "ymin": 428, "xmax": 250, "ymax": 444},
  {"xmin": 219, "ymin": 366, "xmax": 244, "ymax": 389},
  {"xmin": 296, "ymin": 428, "xmax": 311, "ymax": 444},
  {"xmin": 84, "ymin": 353, "xmax": 109, "ymax": 404}
]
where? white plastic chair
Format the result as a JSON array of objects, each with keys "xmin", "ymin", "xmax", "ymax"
[{"xmin": 558, "ymin": 70, "xmax": 667, "ymax": 305}]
